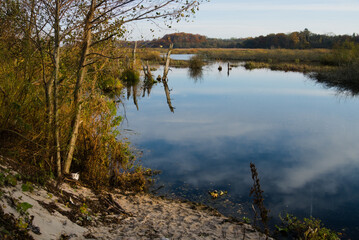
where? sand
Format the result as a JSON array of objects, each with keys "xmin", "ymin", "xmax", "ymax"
[{"xmin": 0, "ymin": 158, "xmax": 271, "ymax": 240}]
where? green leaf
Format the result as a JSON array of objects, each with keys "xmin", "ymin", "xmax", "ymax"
[
  {"xmin": 21, "ymin": 182, "xmax": 34, "ymax": 192},
  {"xmin": 5, "ymin": 174, "xmax": 17, "ymax": 186},
  {"xmin": 17, "ymin": 202, "xmax": 33, "ymax": 213},
  {"xmin": 275, "ymin": 225, "xmax": 289, "ymax": 232}
]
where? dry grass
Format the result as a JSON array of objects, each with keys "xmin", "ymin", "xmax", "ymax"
[
  {"xmin": 244, "ymin": 61, "xmax": 336, "ymax": 73},
  {"xmin": 194, "ymin": 48, "xmax": 331, "ymax": 63}
]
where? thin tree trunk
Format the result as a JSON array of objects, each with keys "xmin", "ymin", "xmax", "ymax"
[
  {"xmin": 53, "ymin": 0, "xmax": 62, "ymax": 177},
  {"xmin": 64, "ymin": 0, "xmax": 96, "ymax": 174},
  {"xmin": 35, "ymin": 8, "xmax": 54, "ymax": 170},
  {"xmin": 44, "ymin": 61, "xmax": 53, "ymax": 169}
]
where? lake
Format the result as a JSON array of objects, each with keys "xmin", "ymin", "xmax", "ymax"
[
  {"xmin": 161, "ymin": 53, "xmax": 196, "ymax": 60},
  {"xmin": 120, "ymin": 62, "xmax": 359, "ymax": 238}
]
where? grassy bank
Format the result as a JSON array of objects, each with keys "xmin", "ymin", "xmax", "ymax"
[
  {"xmin": 145, "ymin": 48, "xmax": 333, "ymax": 72},
  {"xmin": 310, "ymin": 62, "xmax": 359, "ymax": 95},
  {"xmin": 169, "ymin": 48, "xmax": 331, "ymax": 63},
  {"xmin": 244, "ymin": 61, "xmax": 336, "ymax": 73}
]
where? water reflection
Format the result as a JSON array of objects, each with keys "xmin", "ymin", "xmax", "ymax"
[
  {"xmin": 123, "ymin": 71, "xmax": 175, "ymax": 113},
  {"xmin": 309, "ymin": 68, "xmax": 359, "ymax": 96},
  {"xmin": 142, "ymin": 76, "xmax": 155, "ymax": 98},
  {"xmin": 162, "ymin": 79, "xmax": 175, "ymax": 113},
  {"xmin": 121, "ymin": 64, "xmax": 359, "ymax": 237},
  {"xmin": 123, "ymin": 77, "xmax": 140, "ymax": 111},
  {"xmin": 188, "ymin": 67, "xmax": 203, "ymax": 82}
]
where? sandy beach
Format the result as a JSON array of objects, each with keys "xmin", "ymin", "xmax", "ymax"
[{"xmin": 0, "ymin": 158, "xmax": 271, "ymax": 240}]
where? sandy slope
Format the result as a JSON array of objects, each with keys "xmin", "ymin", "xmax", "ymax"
[{"xmin": 0, "ymin": 160, "xmax": 271, "ymax": 240}]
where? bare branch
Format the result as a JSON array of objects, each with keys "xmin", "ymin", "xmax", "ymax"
[
  {"xmin": 86, "ymin": 52, "xmax": 124, "ymax": 59},
  {"xmin": 90, "ymin": 0, "xmax": 137, "ymax": 24},
  {"xmin": 82, "ymin": 61, "xmax": 98, "ymax": 68},
  {"xmin": 0, "ymin": 86, "xmax": 7, "ymax": 99},
  {"xmin": 90, "ymin": 33, "xmax": 117, "ymax": 47}
]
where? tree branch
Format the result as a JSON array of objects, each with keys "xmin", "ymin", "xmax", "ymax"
[
  {"xmin": 90, "ymin": 33, "xmax": 117, "ymax": 47},
  {"xmin": 0, "ymin": 129, "xmax": 45, "ymax": 148},
  {"xmin": 86, "ymin": 52, "xmax": 124, "ymax": 59},
  {"xmin": 0, "ymin": 86, "xmax": 7, "ymax": 99}
]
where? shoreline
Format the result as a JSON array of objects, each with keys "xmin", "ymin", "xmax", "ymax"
[{"xmin": 0, "ymin": 156, "xmax": 271, "ymax": 240}]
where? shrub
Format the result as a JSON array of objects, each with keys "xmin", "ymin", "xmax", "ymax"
[
  {"xmin": 189, "ymin": 55, "xmax": 204, "ymax": 70},
  {"xmin": 121, "ymin": 69, "xmax": 140, "ymax": 84},
  {"xmin": 98, "ymin": 76, "xmax": 123, "ymax": 94},
  {"xmin": 276, "ymin": 213, "xmax": 340, "ymax": 240},
  {"xmin": 112, "ymin": 172, "xmax": 147, "ymax": 192}
]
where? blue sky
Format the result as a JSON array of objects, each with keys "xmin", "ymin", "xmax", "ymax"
[{"xmin": 128, "ymin": 0, "xmax": 359, "ymax": 40}]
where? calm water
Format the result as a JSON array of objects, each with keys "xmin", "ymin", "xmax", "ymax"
[
  {"xmin": 120, "ymin": 63, "xmax": 359, "ymax": 238},
  {"xmin": 161, "ymin": 53, "xmax": 196, "ymax": 60}
]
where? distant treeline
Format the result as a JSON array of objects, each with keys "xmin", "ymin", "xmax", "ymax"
[{"xmin": 131, "ymin": 29, "xmax": 359, "ymax": 49}]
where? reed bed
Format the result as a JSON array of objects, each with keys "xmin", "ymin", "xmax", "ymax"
[{"xmin": 195, "ymin": 48, "xmax": 331, "ymax": 63}]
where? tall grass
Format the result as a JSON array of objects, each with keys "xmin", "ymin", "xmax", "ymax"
[
  {"xmin": 244, "ymin": 61, "xmax": 335, "ymax": 73},
  {"xmin": 310, "ymin": 61, "xmax": 359, "ymax": 96},
  {"xmin": 137, "ymin": 49, "xmax": 162, "ymax": 61},
  {"xmin": 196, "ymin": 48, "xmax": 330, "ymax": 63}
]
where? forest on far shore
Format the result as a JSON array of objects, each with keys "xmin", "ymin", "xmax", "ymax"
[{"xmin": 130, "ymin": 29, "xmax": 359, "ymax": 49}]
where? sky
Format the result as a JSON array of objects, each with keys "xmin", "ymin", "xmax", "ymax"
[{"xmin": 128, "ymin": 0, "xmax": 359, "ymax": 40}]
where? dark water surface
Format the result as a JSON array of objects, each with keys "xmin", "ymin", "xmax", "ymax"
[{"xmin": 120, "ymin": 63, "xmax": 359, "ymax": 237}]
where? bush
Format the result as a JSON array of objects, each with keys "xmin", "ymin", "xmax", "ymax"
[
  {"xmin": 121, "ymin": 69, "xmax": 140, "ymax": 84},
  {"xmin": 73, "ymin": 94, "xmax": 142, "ymax": 190},
  {"xmin": 189, "ymin": 55, "xmax": 204, "ymax": 70},
  {"xmin": 112, "ymin": 172, "xmax": 147, "ymax": 192},
  {"xmin": 98, "ymin": 76, "xmax": 123, "ymax": 94},
  {"xmin": 276, "ymin": 213, "xmax": 340, "ymax": 240}
]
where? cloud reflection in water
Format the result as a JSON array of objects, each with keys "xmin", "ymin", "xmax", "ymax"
[{"xmin": 121, "ymin": 64, "xmax": 359, "ymax": 234}]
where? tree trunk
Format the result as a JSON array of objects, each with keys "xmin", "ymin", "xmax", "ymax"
[
  {"xmin": 162, "ymin": 43, "xmax": 173, "ymax": 81},
  {"xmin": 44, "ymin": 68, "xmax": 53, "ymax": 169},
  {"xmin": 53, "ymin": 0, "xmax": 62, "ymax": 177},
  {"xmin": 64, "ymin": 0, "xmax": 96, "ymax": 174}
]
